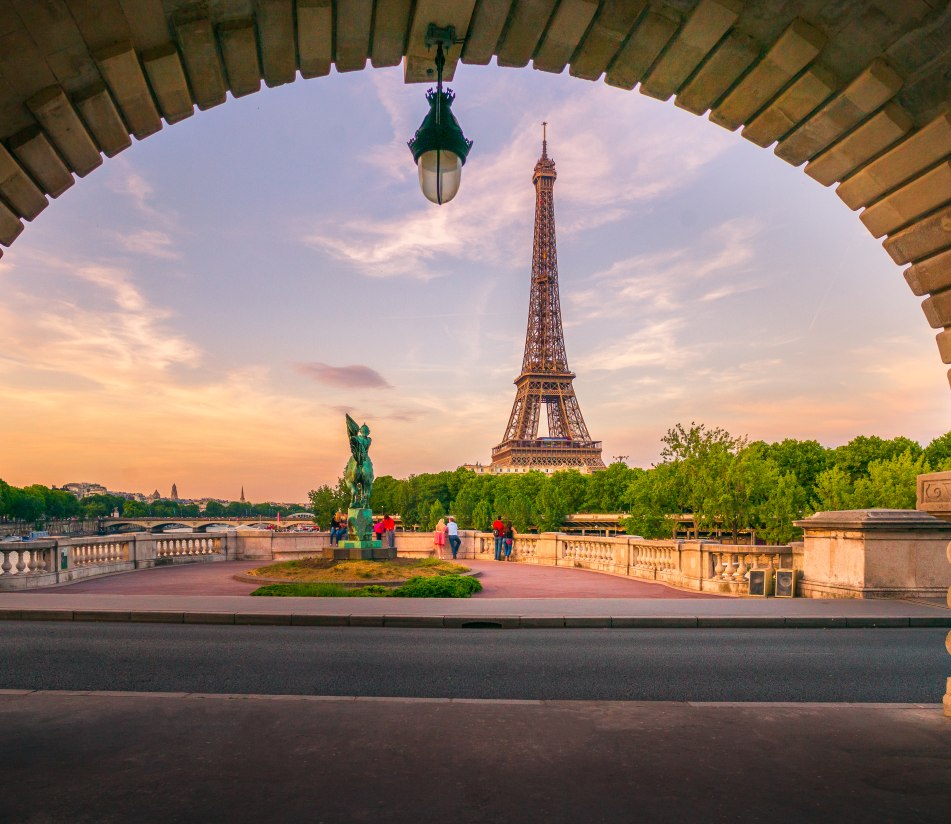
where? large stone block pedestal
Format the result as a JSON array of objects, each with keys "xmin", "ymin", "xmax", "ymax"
[
  {"xmin": 794, "ymin": 509, "xmax": 951, "ymax": 599},
  {"xmin": 334, "ymin": 507, "xmax": 395, "ymax": 560}
]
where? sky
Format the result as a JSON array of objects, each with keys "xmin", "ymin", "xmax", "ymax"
[{"xmin": 0, "ymin": 62, "xmax": 948, "ymax": 502}]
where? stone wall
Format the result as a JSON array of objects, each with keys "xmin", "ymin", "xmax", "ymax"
[{"xmin": 795, "ymin": 509, "xmax": 951, "ymax": 599}]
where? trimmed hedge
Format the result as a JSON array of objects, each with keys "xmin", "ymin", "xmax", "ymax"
[{"xmin": 392, "ymin": 574, "xmax": 482, "ymax": 598}]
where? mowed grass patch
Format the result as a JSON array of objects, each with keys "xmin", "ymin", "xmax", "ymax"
[{"xmin": 248, "ymin": 556, "xmax": 469, "ymax": 582}]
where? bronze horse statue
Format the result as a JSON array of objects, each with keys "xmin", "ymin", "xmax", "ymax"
[{"xmin": 344, "ymin": 414, "xmax": 374, "ymax": 510}]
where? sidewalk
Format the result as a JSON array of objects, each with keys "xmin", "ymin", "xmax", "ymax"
[
  {"xmin": 1, "ymin": 691, "xmax": 949, "ymax": 823},
  {"xmin": 2, "ymin": 560, "xmax": 948, "ymax": 628}
]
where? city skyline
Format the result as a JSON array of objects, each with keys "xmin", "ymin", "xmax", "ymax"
[{"xmin": 1, "ymin": 64, "xmax": 948, "ymax": 501}]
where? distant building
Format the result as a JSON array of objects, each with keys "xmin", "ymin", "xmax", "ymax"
[
  {"xmin": 461, "ymin": 462, "xmax": 597, "ymax": 477},
  {"xmin": 170, "ymin": 483, "xmax": 179, "ymax": 501},
  {"xmin": 240, "ymin": 486, "xmax": 245, "ymax": 503},
  {"xmin": 62, "ymin": 482, "xmax": 108, "ymax": 499},
  {"xmin": 148, "ymin": 489, "xmax": 161, "ymax": 502}
]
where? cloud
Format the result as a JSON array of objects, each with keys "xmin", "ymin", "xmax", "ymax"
[
  {"xmin": 300, "ymin": 78, "xmax": 736, "ymax": 280},
  {"xmin": 569, "ymin": 217, "xmax": 761, "ymax": 321},
  {"xmin": 574, "ymin": 318, "xmax": 695, "ymax": 373},
  {"xmin": 295, "ymin": 362, "xmax": 393, "ymax": 389},
  {"xmin": 113, "ymin": 229, "xmax": 181, "ymax": 260}
]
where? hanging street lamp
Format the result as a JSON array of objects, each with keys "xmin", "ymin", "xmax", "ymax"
[{"xmin": 407, "ymin": 24, "xmax": 473, "ymax": 205}]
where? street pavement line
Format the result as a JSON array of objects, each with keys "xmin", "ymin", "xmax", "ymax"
[
  {"xmin": 0, "ymin": 608, "xmax": 949, "ymax": 628},
  {"xmin": 0, "ymin": 689, "xmax": 943, "ymax": 709}
]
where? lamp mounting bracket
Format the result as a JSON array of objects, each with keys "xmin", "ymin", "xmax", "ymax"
[{"xmin": 425, "ymin": 24, "xmax": 464, "ymax": 50}]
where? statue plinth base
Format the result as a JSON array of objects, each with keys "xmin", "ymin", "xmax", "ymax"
[
  {"xmin": 334, "ymin": 541, "xmax": 396, "ymax": 561},
  {"xmin": 335, "ymin": 507, "xmax": 396, "ymax": 560}
]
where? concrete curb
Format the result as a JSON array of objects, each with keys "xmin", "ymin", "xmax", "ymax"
[{"xmin": 0, "ymin": 608, "xmax": 949, "ymax": 629}]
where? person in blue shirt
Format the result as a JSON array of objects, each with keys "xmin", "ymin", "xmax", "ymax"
[{"xmin": 446, "ymin": 516, "xmax": 461, "ymax": 560}]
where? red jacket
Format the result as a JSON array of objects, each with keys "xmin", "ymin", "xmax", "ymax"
[{"xmin": 492, "ymin": 519, "xmax": 505, "ymax": 537}]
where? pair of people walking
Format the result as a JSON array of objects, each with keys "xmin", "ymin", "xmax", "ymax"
[{"xmin": 492, "ymin": 515, "xmax": 515, "ymax": 561}]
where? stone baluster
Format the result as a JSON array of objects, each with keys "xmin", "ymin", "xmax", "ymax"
[
  {"xmin": 35, "ymin": 548, "xmax": 48, "ymax": 574},
  {"xmin": 734, "ymin": 553, "xmax": 749, "ymax": 582},
  {"xmin": 16, "ymin": 551, "xmax": 27, "ymax": 575},
  {"xmin": 27, "ymin": 550, "xmax": 38, "ymax": 574},
  {"xmin": 721, "ymin": 553, "xmax": 734, "ymax": 580},
  {"xmin": 1, "ymin": 548, "xmax": 12, "ymax": 576}
]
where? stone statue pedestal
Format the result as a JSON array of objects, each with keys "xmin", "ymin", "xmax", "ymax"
[{"xmin": 334, "ymin": 507, "xmax": 396, "ymax": 560}]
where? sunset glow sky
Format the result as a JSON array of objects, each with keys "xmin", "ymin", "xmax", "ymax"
[{"xmin": 1, "ymin": 63, "xmax": 948, "ymax": 502}]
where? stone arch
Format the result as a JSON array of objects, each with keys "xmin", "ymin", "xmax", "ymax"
[{"xmin": 0, "ymin": 0, "xmax": 947, "ymax": 368}]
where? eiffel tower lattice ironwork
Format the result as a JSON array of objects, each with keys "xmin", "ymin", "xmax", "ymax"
[{"xmin": 491, "ymin": 127, "xmax": 605, "ymax": 472}]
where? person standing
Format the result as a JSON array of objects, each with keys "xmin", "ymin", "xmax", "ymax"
[
  {"xmin": 382, "ymin": 513, "xmax": 396, "ymax": 549},
  {"xmin": 492, "ymin": 515, "xmax": 505, "ymax": 561},
  {"xmin": 433, "ymin": 518, "xmax": 447, "ymax": 558},
  {"xmin": 329, "ymin": 512, "xmax": 340, "ymax": 547},
  {"xmin": 446, "ymin": 516, "xmax": 461, "ymax": 560},
  {"xmin": 373, "ymin": 518, "xmax": 385, "ymax": 543},
  {"xmin": 503, "ymin": 520, "xmax": 515, "ymax": 561}
]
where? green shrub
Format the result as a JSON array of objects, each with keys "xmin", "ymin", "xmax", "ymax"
[
  {"xmin": 352, "ymin": 584, "xmax": 391, "ymax": 597},
  {"xmin": 393, "ymin": 574, "xmax": 482, "ymax": 598},
  {"xmin": 251, "ymin": 582, "xmax": 351, "ymax": 597}
]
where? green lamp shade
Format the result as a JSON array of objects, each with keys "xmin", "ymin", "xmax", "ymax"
[{"xmin": 408, "ymin": 89, "xmax": 472, "ymax": 205}]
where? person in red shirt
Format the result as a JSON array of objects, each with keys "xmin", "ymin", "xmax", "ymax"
[
  {"xmin": 382, "ymin": 513, "xmax": 396, "ymax": 549},
  {"xmin": 492, "ymin": 515, "xmax": 505, "ymax": 561}
]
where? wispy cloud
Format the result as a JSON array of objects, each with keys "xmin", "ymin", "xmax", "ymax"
[
  {"xmin": 295, "ymin": 362, "xmax": 393, "ymax": 389},
  {"xmin": 570, "ymin": 217, "xmax": 761, "ymax": 321},
  {"xmin": 300, "ymin": 78, "xmax": 735, "ymax": 280},
  {"xmin": 574, "ymin": 318, "xmax": 695, "ymax": 373},
  {"xmin": 113, "ymin": 229, "xmax": 181, "ymax": 260}
]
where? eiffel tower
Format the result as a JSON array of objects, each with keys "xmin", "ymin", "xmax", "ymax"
[{"xmin": 490, "ymin": 126, "xmax": 605, "ymax": 473}]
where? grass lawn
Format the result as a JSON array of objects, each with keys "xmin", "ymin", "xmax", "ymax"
[{"xmin": 247, "ymin": 556, "xmax": 470, "ymax": 582}]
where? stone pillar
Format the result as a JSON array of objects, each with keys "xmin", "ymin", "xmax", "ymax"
[
  {"xmin": 534, "ymin": 533, "xmax": 559, "ymax": 566},
  {"xmin": 794, "ymin": 509, "xmax": 951, "ymax": 599}
]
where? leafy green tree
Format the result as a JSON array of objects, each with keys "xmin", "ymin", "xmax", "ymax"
[
  {"xmin": 710, "ymin": 446, "xmax": 778, "ymax": 543},
  {"xmin": 472, "ymin": 499, "xmax": 493, "ymax": 532},
  {"xmin": 853, "ymin": 450, "xmax": 929, "ymax": 509},
  {"xmin": 308, "ymin": 481, "xmax": 349, "ymax": 528},
  {"xmin": 757, "ymin": 472, "xmax": 808, "ymax": 544},
  {"xmin": 623, "ymin": 463, "xmax": 678, "ymax": 538},
  {"xmin": 923, "ymin": 430, "xmax": 951, "ymax": 470},
  {"xmin": 548, "ymin": 470, "xmax": 589, "ymax": 514},
  {"xmin": 754, "ymin": 439, "xmax": 828, "ymax": 494},
  {"xmin": 123, "ymin": 500, "xmax": 150, "ymax": 517},
  {"xmin": 813, "ymin": 466, "xmax": 855, "ymax": 511},
  {"xmin": 203, "ymin": 500, "xmax": 226, "ymax": 517},
  {"xmin": 537, "ymin": 481, "xmax": 569, "ymax": 532},
  {"xmin": 831, "ymin": 435, "xmax": 922, "ymax": 480},
  {"xmin": 425, "ymin": 498, "xmax": 445, "ymax": 531}
]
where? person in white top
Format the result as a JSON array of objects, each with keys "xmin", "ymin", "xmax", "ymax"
[{"xmin": 446, "ymin": 516, "xmax": 461, "ymax": 560}]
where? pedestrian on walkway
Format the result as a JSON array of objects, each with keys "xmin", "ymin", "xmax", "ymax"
[
  {"xmin": 432, "ymin": 518, "xmax": 446, "ymax": 558},
  {"xmin": 446, "ymin": 516, "xmax": 461, "ymax": 560},
  {"xmin": 492, "ymin": 514, "xmax": 505, "ymax": 561},
  {"xmin": 373, "ymin": 518, "xmax": 385, "ymax": 543},
  {"xmin": 382, "ymin": 513, "xmax": 396, "ymax": 549},
  {"xmin": 503, "ymin": 521, "xmax": 515, "ymax": 561}
]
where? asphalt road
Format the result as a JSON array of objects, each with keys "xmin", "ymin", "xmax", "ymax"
[{"xmin": 2, "ymin": 623, "xmax": 948, "ymax": 702}]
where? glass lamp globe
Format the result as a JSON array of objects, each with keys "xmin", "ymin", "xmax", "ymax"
[{"xmin": 417, "ymin": 148, "xmax": 463, "ymax": 205}]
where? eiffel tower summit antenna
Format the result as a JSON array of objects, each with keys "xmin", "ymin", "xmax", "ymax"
[{"xmin": 489, "ymin": 129, "xmax": 605, "ymax": 473}]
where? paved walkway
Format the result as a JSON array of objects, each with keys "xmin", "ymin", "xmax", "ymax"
[
  {"xmin": 29, "ymin": 558, "xmax": 716, "ymax": 599},
  {"xmin": 2, "ymin": 691, "xmax": 949, "ymax": 823}
]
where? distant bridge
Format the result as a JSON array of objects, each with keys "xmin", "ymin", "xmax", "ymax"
[{"xmin": 100, "ymin": 514, "xmax": 315, "ymax": 534}]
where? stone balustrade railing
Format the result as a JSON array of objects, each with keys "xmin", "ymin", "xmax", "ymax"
[
  {"xmin": 0, "ymin": 532, "xmax": 236, "ymax": 590},
  {"xmin": 154, "ymin": 536, "xmax": 223, "ymax": 558},
  {"xmin": 469, "ymin": 532, "xmax": 799, "ymax": 596}
]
